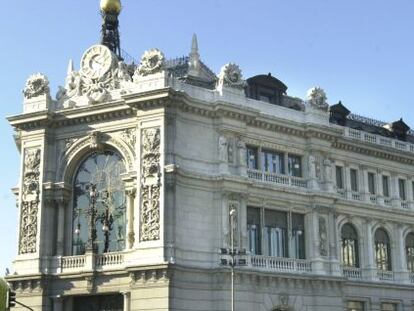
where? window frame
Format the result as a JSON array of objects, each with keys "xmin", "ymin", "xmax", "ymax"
[
  {"xmin": 368, "ymin": 172, "xmax": 376, "ymax": 195},
  {"xmin": 350, "ymin": 168, "xmax": 359, "ymax": 192}
]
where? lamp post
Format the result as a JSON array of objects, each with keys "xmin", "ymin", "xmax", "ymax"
[
  {"xmin": 100, "ymin": 190, "xmax": 114, "ymax": 253},
  {"xmin": 85, "ymin": 184, "xmax": 98, "ymax": 253},
  {"xmin": 229, "ymin": 208, "xmax": 236, "ymax": 311}
]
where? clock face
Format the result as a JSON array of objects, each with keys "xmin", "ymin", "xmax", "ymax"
[{"xmin": 80, "ymin": 45, "xmax": 114, "ymax": 79}]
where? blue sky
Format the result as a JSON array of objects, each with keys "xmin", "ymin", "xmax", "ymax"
[{"xmin": 1, "ymin": 0, "xmax": 414, "ymax": 273}]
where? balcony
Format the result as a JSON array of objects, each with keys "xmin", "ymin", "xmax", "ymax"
[
  {"xmin": 251, "ymin": 255, "xmax": 312, "ymax": 273},
  {"xmin": 377, "ymin": 270, "xmax": 394, "ymax": 282},
  {"xmin": 59, "ymin": 251, "xmax": 125, "ymax": 273},
  {"xmin": 345, "ymin": 127, "xmax": 414, "ymax": 154},
  {"xmin": 247, "ymin": 169, "xmax": 308, "ymax": 188},
  {"xmin": 342, "ymin": 267, "xmax": 362, "ymax": 280}
]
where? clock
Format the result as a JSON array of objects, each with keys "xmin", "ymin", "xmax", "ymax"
[{"xmin": 80, "ymin": 45, "xmax": 115, "ymax": 79}]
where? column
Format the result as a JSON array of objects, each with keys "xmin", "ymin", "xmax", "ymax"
[
  {"xmin": 377, "ymin": 169, "xmax": 384, "ymax": 206},
  {"xmin": 407, "ymin": 178, "xmax": 414, "ymax": 209},
  {"xmin": 125, "ymin": 189, "xmax": 136, "ymax": 250},
  {"xmin": 328, "ymin": 211, "xmax": 341, "ymax": 276},
  {"xmin": 362, "ymin": 219, "xmax": 376, "ymax": 281},
  {"xmin": 392, "ymin": 225, "xmax": 409, "ymax": 283},
  {"xmin": 390, "ymin": 173, "xmax": 400, "ymax": 208},
  {"xmin": 344, "ymin": 163, "xmax": 351, "ymax": 200},
  {"xmin": 360, "ymin": 166, "xmax": 369, "ymax": 202},
  {"xmin": 122, "ymin": 292, "xmax": 131, "ymax": 311},
  {"xmin": 56, "ymin": 199, "xmax": 67, "ymax": 256}
]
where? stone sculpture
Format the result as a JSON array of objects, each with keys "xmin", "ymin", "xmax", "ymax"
[
  {"xmin": 307, "ymin": 87, "xmax": 329, "ymax": 111},
  {"xmin": 217, "ymin": 63, "xmax": 246, "ymax": 89},
  {"xmin": 134, "ymin": 49, "xmax": 165, "ymax": 78},
  {"xmin": 23, "ymin": 74, "xmax": 50, "ymax": 99}
]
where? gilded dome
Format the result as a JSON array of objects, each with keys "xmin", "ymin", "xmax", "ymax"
[{"xmin": 100, "ymin": 0, "xmax": 122, "ymax": 14}]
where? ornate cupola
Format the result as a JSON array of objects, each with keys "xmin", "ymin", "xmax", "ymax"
[{"xmin": 100, "ymin": 0, "xmax": 122, "ymax": 59}]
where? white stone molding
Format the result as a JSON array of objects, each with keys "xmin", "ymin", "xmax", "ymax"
[
  {"xmin": 19, "ymin": 148, "xmax": 41, "ymax": 254},
  {"xmin": 140, "ymin": 128, "xmax": 161, "ymax": 242}
]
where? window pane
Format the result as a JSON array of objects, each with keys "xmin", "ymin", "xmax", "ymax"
[
  {"xmin": 291, "ymin": 213, "xmax": 305, "ymax": 259},
  {"xmin": 382, "ymin": 176, "xmax": 390, "ymax": 197},
  {"xmin": 399, "ymin": 179, "xmax": 406, "ymax": 200},
  {"xmin": 350, "ymin": 169, "xmax": 358, "ymax": 192},
  {"xmin": 246, "ymin": 147, "xmax": 258, "ymax": 169},
  {"xmin": 247, "ymin": 207, "xmax": 261, "ymax": 255},
  {"xmin": 72, "ymin": 151, "xmax": 126, "ymax": 255},
  {"xmin": 288, "ymin": 154, "xmax": 302, "ymax": 177},
  {"xmin": 347, "ymin": 301, "xmax": 364, "ymax": 311},
  {"xmin": 261, "ymin": 150, "xmax": 284, "ymax": 174},
  {"xmin": 341, "ymin": 224, "xmax": 359, "ymax": 267},
  {"xmin": 368, "ymin": 173, "xmax": 376, "ymax": 195},
  {"xmin": 381, "ymin": 303, "xmax": 397, "ymax": 311},
  {"xmin": 336, "ymin": 166, "xmax": 344, "ymax": 189},
  {"xmin": 406, "ymin": 233, "xmax": 414, "ymax": 272},
  {"xmin": 375, "ymin": 229, "xmax": 391, "ymax": 271},
  {"xmin": 264, "ymin": 210, "xmax": 287, "ymax": 257}
]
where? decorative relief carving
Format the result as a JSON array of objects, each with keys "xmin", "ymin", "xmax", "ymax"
[
  {"xmin": 140, "ymin": 128, "xmax": 161, "ymax": 242},
  {"xmin": 88, "ymin": 131, "xmax": 102, "ymax": 149},
  {"xmin": 219, "ymin": 136, "xmax": 228, "ymax": 163},
  {"xmin": 121, "ymin": 128, "xmax": 137, "ymax": 150},
  {"xmin": 228, "ymin": 200, "xmax": 239, "ymax": 247},
  {"xmin": 323, "ymin": 158, "xmax": 333, "ymax": 183},
  {"xmin": 134, "ymin": 49, "xmax": 165, "ymax": 78},
  {"xmin": 319, "ymin": 217, "xmax": 328, "ymax": 257},
  {"xmin": 56, "ymin": 45, "xmax": 133, "ymax": 108},
  {"xmin": 23, "ymin": 73, "xmax": 50, "ymax": 99},
  {"xmin": 19, "ymin": 149, "xmax": 41, "ymax": 254},
  {"xmin": 307, "ymin": 87, "xmax": 329, "ymax": 111},
  {"xmin": 217, "ymin": 63, "xmax": 246, "ymax": 89}
]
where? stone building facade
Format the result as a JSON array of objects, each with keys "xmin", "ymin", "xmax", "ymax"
[{"xmin": 5, "ymin": 7, "xmax": 414, "ymax": 311}]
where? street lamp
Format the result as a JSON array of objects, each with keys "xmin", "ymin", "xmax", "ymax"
[
  {"xmin": 85, "ymin": 184, "xmax": 98, "ymax": 253},
  {"xmin": 99, "ymin": 190, "xmax": 114, "ymax": 253},
  {"xmin": 220, "ymin": 208, "xmax": 247, "ymax": 311}
]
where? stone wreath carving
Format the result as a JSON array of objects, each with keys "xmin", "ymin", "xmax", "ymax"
[
  {"xmin": 307, "ymin": 87, "xmax": 329, "ymax": 111},
  {"xmin": 134, "ymin": 49, "xmax": 165, "ymax": 78},
  {"xmin": 140, "ymin": 128, "xmax": 161, "ymax": 241},
  {"xmin": 23, "ymin": 74, "xmax": 50, "ymax": 99},
  {"xmin": 218, "ymin": 63, "xmax": 246, "ymax": 89},
  {"xmin": 19, "ymin": 149, "xmax": 41, "ymax": 254},
  {"xmin": 319, "ymin": 216, "xmax": 328, "ymax": 256}
]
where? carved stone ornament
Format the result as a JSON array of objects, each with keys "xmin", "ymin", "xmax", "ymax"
[
  {"xmin": 121, "ymin": 128, "xmax": 137, "ymax": 150},
  {"xmin": 23, "ymin": 73, "xmax": 50, "ymax": 99},
  {"xmin": 56, "ymin": 45, "xmax": 133, "ymax": 108},
  {"xmin": 19, "ymin": 149, "xmax": 41, "ymax": 254},
  {"xmin": 140, "ymin": 128, "xmax": 162, "ymax": 242},
  {"xmin": 307, "ymin": 87, "xmax": 329, "ymax": 111},
  {"xmin": 219, "ymin": 135, "xmax": 228, "ymax": 162},
  {"xmin": 88, "ymin": 131, "xmax": 102, "ymax": 149},
  {"xmin": 319, "ymin": 216, "xmax": 328, "ymax": 257},
  {"xmin": 134, "ymin": 49, "xmax": 165, "ymax": 78},
  {"xmin": 218, "ymin": 63, "xmax": 246, "ymax": 89}
]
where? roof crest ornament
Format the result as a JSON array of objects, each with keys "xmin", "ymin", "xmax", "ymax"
[{"xmin": 188, "ymin": 34, "xmax": 201, "ymax": 77}]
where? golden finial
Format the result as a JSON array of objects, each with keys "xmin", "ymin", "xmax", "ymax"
[{"xmin": 100, "ymin": 0, "xmax": 122, "ymax": 14}]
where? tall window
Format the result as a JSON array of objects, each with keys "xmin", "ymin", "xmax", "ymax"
[
  {"xmin": 288, "ymin": 154, "xmax": 302, "ymax": 177},
  {"xmin": 347, "ymin": 301, "xmax": 365, "ymax": 311},
  {"xmin": 375, "ymin": 228, "xmax": 392, "ymax": 271},
  {"xmin": 406, "ymin": 233, "xmax": 414, "ymax": 272},
  {"xmin": 72, "ymin": 151, "xmax": 127, "ymax": 255},
  {"xmin": 341, "ymin": 224, "xmax": 359, "ymax": 268},
  {"xmin": 247, "ymin": 207, "xmax": 261, "ymax": 255},
  {"xmin": 382, "ymin": 176, "xmax": 390, "ymax": 197},
  {"xmin": 336, "ymin": 166, "xmax": 344, "ymax": 189},
  {"xmin": 381, "ymin": 303, "xmax": 397, "ymax": 311},
  {"xmin": 399, "ymin": 179, "xmax": 406, "ymax": 201},
  {"xmin": 368, "ymin": 172, "xmax": 376, "ymax": 195},
  {"xmin": 291, "ymin": 213, "xmax": 305, "ymax": 259},
  {"xmin": 261, "ymin": 150, "xmax": 284, "ymax": 174},
  {"xmin": 247, "ymin": 146, "xmax": 258, "ymax": 169},
  {"xmin": 350, "ymin": 169, "xmax": 358, "ymax": 192},
  {"xmin": 264, "ymin": 210, "xmax": 287, "ymax": 257}
]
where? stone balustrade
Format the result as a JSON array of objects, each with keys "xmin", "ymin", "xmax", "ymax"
[
  {"xmin": 251, "ymin": 255, "xmax": 312, "ymax": 273},
  {"xmin": 342, "ymin": 267, "xmax": 362, "ymax": 280},
  {"xmin": 95, "ymin": 252, "xmax": 124, "ymax": 267},
  {"xmin": 247, "ymin": 169, "xmax": 308, "ymax": 189},
  {"xmin": 61, "ymin": 255, "xmax": 86, "ymax": 270}
]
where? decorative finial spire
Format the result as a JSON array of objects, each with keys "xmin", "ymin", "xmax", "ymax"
[
  {"xmin": 66, "ymin": 59, "xmax": 74, "ymax": 76},
  {"xmin": 188, "ymin": 34, "xmax": 201, "ymax": 77},
  {"xmin": 100, "ymin": 0, "xmax": 122, "ymax": 59}
]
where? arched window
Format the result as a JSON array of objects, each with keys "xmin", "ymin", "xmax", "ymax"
[
  {"xmin": 72, "ymin": 150, "xmax": 127, "ymax": 255},
  {"xmin": 406, "ymin": 232, "xmax": 414, "ymax": 272},
  {"xmin": 341, "ymin": 223, "xmax": 359, "ymax": 267},
  {"xmin": 374, "ymin": 228, "xmax": 391, "ymax": 271}
]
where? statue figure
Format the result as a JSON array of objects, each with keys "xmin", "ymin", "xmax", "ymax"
[
  {"xmin": 219, "ymin": 136, "xmax": 228, "ymax": 162},
  {"xmin": 307, "ymin": 86, "xmax": 329, "ymax": 111}
]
